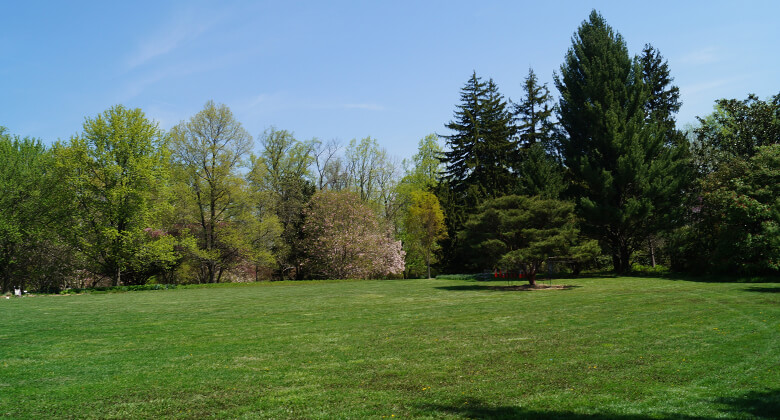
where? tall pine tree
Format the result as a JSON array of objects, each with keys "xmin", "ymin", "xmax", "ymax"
[
  {"xmin": 441, "ymin": 72, "xmax": 515, "ymax": 200},
  {"xmin": 555, "ymin": 10, "xmax": 688, "ymax": 273},
  {"xmin": 640, "ymin": 44, "xmax": 681, "ymax": 133},
  {"xmin": 439, "ymin": 72, "xmax": 515, "ymax": 272},
  {"xmin": 513, "ymin": 68, "xmax": 555, "ymax": 149},
  {"xmin": 513, "ymin": 68, "xmax": 564, "ymax": 198}
]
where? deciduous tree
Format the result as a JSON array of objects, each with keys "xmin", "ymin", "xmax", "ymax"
[
  {"xmin": 250, "ymin": 128, "xmax": 315, "ymax": 279},
  {"xmin": 0, "ymin": 128, "xmax": 73, "ymax": 292},
  {"xmin": 403, "ymin": 191, "xmax": 447, "ymax": 279},
  {"xmin": 302, "ymin": 190, "xmax": 404, "ymax": 279},
  {"xmin": 171, "ymin": 101, "xmax": 278, "ymax": 283},
  {"xmin": 54, "ymin": 105, "xmax": 176, "ymax": 286}
]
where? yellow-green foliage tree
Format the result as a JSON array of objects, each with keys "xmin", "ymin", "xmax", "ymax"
[
  {"xmin": 54, "ymin": 105, "xmax": 178, "ymax": 286},
  {"xmin": 404, "ymin": 190, "xmax": 447, "ymax": 278},
  {"xmin": 171, "ymin": 101, "xmax": 281, "ymax": 283}
]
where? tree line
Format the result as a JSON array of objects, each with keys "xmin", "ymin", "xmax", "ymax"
[
  {"xmin": 435, "ymin": 10, "xmax": 779, "ymax": 280},
  {"xmin": 0, "ymin": 101, "xmax": 440, "ymax": 292},
  {"xmin": 2, "ymin": 10, "xmax": 778, "ymax": 293}
]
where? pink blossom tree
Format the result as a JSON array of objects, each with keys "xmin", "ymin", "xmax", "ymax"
[{"xmin": 303, "ymin": 190, "xmax": 404, "ymax": 279}]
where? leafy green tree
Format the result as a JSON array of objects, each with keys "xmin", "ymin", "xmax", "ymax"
[
  {"xmin": 54, "ymin": 105, "xmax": 176, "ymax": 286},
  {"xmin": 461, "ymin": 195, "xmax": 599, "ymax": 285},
  {"xmin": 693, "ymin": 92, "xmax": 780, "ymax": 173},
  {"xmin": 396, "ymin": 134, "xmax": 444, "ymax": 220},
  {"xmin": 671, "ymin": 144, "xmax": 780, "ymax": 274},
  {"xmin": 0, "ymin": 128, "xmax": 74, "ymax": 292},
  {"xmin": 403, "ymin": 191, "xmax": 447, "ymax": 279},
  {"xmin": 405, "ymin": 134, "xmax": 443, "ymax": 191},
  {"xmin": 555, "ymin": 10, "xmax": 689, "ymax": 273},
  {"xmin": 171, "ymin": 101, "xmax": 279, "ymax": 283},
  {"xmin": 249, "ymin": 128, "xmax": 315, "ymax": 279}
]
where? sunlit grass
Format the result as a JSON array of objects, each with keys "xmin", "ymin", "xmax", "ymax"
[{"xmin": 1, "ymin": 276, "xmax": 778, "ymax": 418}]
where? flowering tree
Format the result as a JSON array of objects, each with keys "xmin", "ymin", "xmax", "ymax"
[{"xmin": 303, "ymin": 190, "xmax": 404, "ymax": 279}]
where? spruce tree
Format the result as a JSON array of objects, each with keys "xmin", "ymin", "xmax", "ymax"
[
  {"xmin": 555, "ymin": 10, "xmax": 688, "ymax": 273},
  {"xmin": 439, "ymin": 72, "xmax": 515, "ymax": 272},
  {"xmin": 512, "ymin": 68, "xmax": 564, "ymax": 198},
  {"xmin": 639, "ymin": 44, "xmax": 690, "ymax": 265},
  {"xmin": 441, "ymin": 72, "xmax": 515, "ymax": 200},
  {"xmin": 640, "ymin": 44, "xmax": 681, "ymax": 133},
  {"xmin": 513, "ymin": 68, "xmax": 555, "ymax": 149}
]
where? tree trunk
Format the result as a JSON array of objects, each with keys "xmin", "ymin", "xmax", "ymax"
[
  {"xmin": 618, "ymin": 245, "xmax": 631, "ymax": 274},
  {"xmin": 527, "ymin": 272, "xmax": 536, "ymax": 286},
  {"xmin": 426, "ymin": 249, "xmax": 431, "ymax": 279},
  {"xmin": 649, "ymin": 239, "xmax": 656, "ymax": 267}
]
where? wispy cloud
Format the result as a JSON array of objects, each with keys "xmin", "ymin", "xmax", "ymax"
[
  {"xmin": 241, "ymin": 93, "xmax": 385, "ymax": 113},
  {"xmin": 677, "ymin": 46, "xmax": 723, "ymax": 66},
  {"xmin": 124, "ymin": 9, "xmax": 219, "ymax": 71},
  {"xmin": 343, "ymin": 103, "xmax": 385, "ymax": 111},
  {"xmin": 679, "ymin": 77, "xmax": 741, "ymax": 97}
]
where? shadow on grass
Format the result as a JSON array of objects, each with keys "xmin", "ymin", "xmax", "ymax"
[
  {"xmin": 715, "ymin": 389, "xmax": 780, "ymax": 419},
  {"xmin": 414, "ymin": 398, "xmax": 698, "ymax": 419},
  {"xmin": 742, "ymin": 286, "xmax": 780, "ymax": 293},
  {"xmin": 646, "ymin": 272, "xmax": 780, "ymax": 284},
  {"xmin": 435, "ymin": 284, "xmax": 581, "ymax": 292},
  {"xmin": 415, "ymin": 390, "xmax": 780, "ymax": 419}
]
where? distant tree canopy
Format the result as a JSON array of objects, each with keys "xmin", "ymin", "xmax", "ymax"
[
  {"xmin": 671, "ymin": 144, "xmax": 780, "ymax": 274},
  {"xmin": 2, "ymin": 10, "xmax": 779, "ymax": 291},
  {"xmin": 693, "ymin": 93, "xmax": 780, "ymax": 173},
  {"xmin": 171, "ymin": 101, "xmax": 280, "ymax": 284}
]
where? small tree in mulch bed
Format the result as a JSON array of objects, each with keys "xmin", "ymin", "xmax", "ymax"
[{"xmin": 462, "ymin": 195, "xmax": 599, "ymax": 286}]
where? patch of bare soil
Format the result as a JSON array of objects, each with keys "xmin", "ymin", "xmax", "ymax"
[{"xmin": 487, "ymin": 284, "xmax": 575, "ymax": 291}]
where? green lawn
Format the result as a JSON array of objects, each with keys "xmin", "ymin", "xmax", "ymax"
[{"xmin": 1, "ymin": 276, "xmax": 778, "ymax": 419}]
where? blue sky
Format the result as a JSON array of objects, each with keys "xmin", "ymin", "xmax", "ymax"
[{"xmin": 2, "ymin": 0, "xmax": 778, "ymax": 160}]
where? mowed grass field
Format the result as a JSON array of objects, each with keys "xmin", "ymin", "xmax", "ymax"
[{"xmin": 1, "ymin": 276, "xmax": 778, "ymax": 419}]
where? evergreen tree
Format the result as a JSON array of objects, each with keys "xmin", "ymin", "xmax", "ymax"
[
  {"xmin": 513, "ymin": 68, "xmax": 555, "ymax": 149},
  {"xmin": 439, "ymin": 73, "xmax": 515, "ymax": 272},
  {"xmin": 512, "ymin": 68, "xmax": 565, "ymax": 198},
  {"xmin": 640, "ymin": 44, "xmax": 681, "ymax": 133},
  {"xmin": 555, "ymin": 10, "xmax": 689, "ymax": 273},
  {"xmin": 441, "ymin": 72, "xmax": 516, "ymax": 200},
  {"xmin": 460, "ymin": 195, "xmax": 599, "ymax": 285},
  {"xmin": 639, "ymin": 44, "xmax": 690, "ymax": 265}
]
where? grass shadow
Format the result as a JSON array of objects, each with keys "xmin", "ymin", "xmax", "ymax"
[
  {"xmin": 415, "ymin": 390, "xmax": 780, "ymax": 419},
  {"xmin": 649, "ymin": 272, "xmax": 780, "ymax": 284},
  {"xmin": 435, "ymin": 284, "xmax": 581, "ymax": 292},
  {"xmin": 715, "ymin": 389, "xmax": 780, "ymax": 419},
  {"xmin": 415, "ymin": 398, "xmax": 703, "ymax": 419},
  {"xmin": 742, "ymin": 286, "xmax": 780, "ymax": 293}
]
